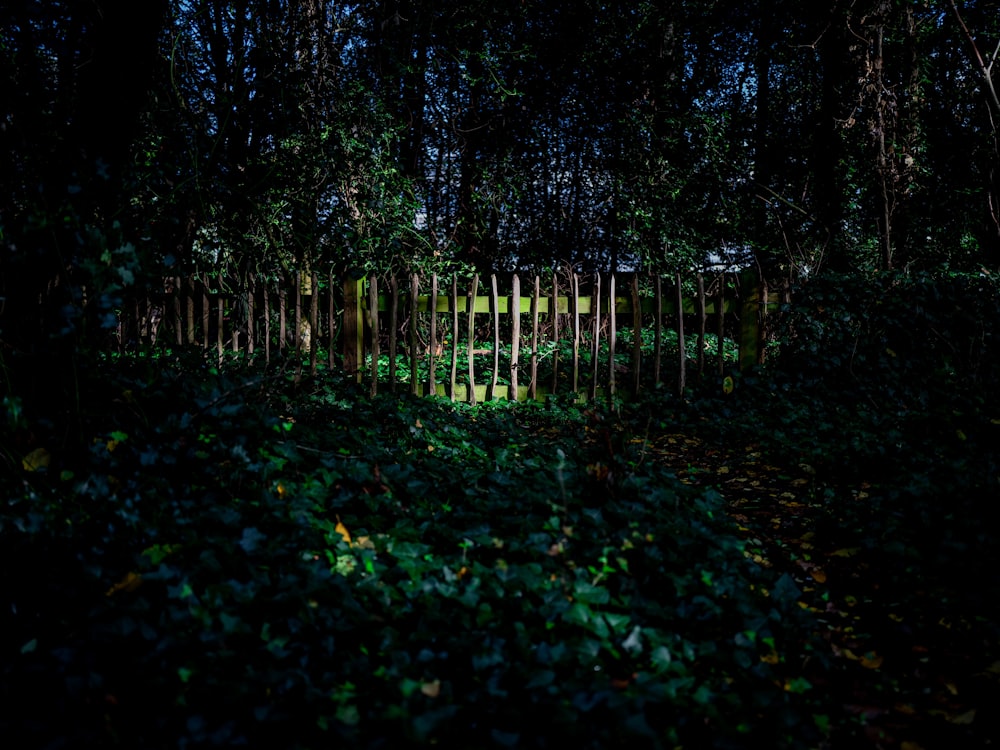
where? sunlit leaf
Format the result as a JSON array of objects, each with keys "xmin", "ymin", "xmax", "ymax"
[
  {"xmin": 421, "ymin": 680, "xmax": 441, "ymax": 698},
  {"xmin": 335, "ymin": 516, "xmax": 352, "ymax": 545},
  {"xmin": 106, "ymin": 571, "xmax": 142, "ymax": 597},
  {"xmin": 783, "ymin": 677, "xmax": 811, "ymax": 693},
  {"xmin": 830, "ymin": 548, "xmax": 860, "ymax": 558},
  {"xmin": 22, "ymin": 447, "xmax": 51, "ymax": 472},
  {"xmin": 860, "ymin": 652, "xmax": 883, "ymax": 669},
  {"xmin": 947, "ymin": 708, "xmax": 976, "ymax": 725}
]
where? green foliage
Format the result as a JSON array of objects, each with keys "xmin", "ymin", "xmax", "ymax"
[
  {"xmin": 1, "ymin": 362, "xmax": 824, "ymax": 749},
  {"xmin": 677, "ymin": 269, "xmax": 1000, "ymax": 635}
]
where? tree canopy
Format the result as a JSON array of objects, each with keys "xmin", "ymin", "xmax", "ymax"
[
  {"xmin": 5, "ymin": 0, "xmax": 999, "ymax": 286},
  {"xmin": 4, "ymin": 5, "xmax": 1000, "ymax": 748}
]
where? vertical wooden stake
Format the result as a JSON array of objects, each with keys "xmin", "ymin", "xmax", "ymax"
[
  {"xmin": 738, "ymin": 269, "xmax": 761, "ymax": 372},
  {"xmin": 278, "ymin": 285, "xmax": 287, "ymax": 354},
  {"xmin": 294, "ymin": 272, "xmax": 303, "ymax": 354},
  {"xmin": 608, "ymin": 273, "xmax": 617, "ymax": 399},
  {"xmin": 592, "ymin": 273, "xmax": 602, "ymax": 401},
  {"xmin": 428, "ymin": 274, "xmax": 438, "ymax": 396},
  {"xmin": 388, "ymin": 275, "xmax": 399, "ymax": 390},
  {"xmin": 327, "ymin": 270, "xmax": 335, "ymax": 370},
  {"xmin": 263, "ymin": 286, "xmax": 271, "ymax": 364},
  {"xmin": 654, "ymin": 275, "xmax": 663, "ymax": 387},
  {"xmin": 233, "ymin": 290, "xmax": 240, "ymax": 354},
  {"xmin": 186, "ymin": 275, "xmax": 196, "ymax": 345},
  {"xmin": 369, "ymin": 275, "xmax": 380, "ymax": 396},
  {"xmin": 760, "ymin": 278, "xmax": 770, "ymax": 365},
  {"xmin": 468, "ymin": 274, "xmax": 480, "ymax": 405},
  {"xmin": 716, "ymin": 276, "xmax": 725, "ymax": 375},
  {"xmin": 572, "ymin": 273, "xmax": 580, "ymax": 395},
  {"xmin": 247, "ymin": 280, "xmax": 255, "ymax": 357},
  {"xmin": 174, "ymin": 276, "xmax": 183, "ymax": 346},
  {"xmin": 511, "ymin": 274, "xmax": 521, "ymax": 401},
  {"xmin": 551, "ymin": 272, "xmax": 559, "ymax": 394},
  {"xmin": 310, "ymin": 272, "xmax": 319, "ymax": 374},
  {"xmin": 696, "ymin": 273, "xmax": 706, "ymax": 379},
  {"xmin": 489, "ymin": 274, "xmax": 500, "ymax": 401},
  {"xmin": 342, "ymin": 275, "xmax": 363, "ymax": 381},
  {"xmin": 530, "ymin": 275, "xmax": 540, "ymax": 401},
  {"xmin": 630, "ymin": 274, "xmax": 641, "ymax": 395},
  {"xmin": 450, "ymin": 276, "xmax": 459, "ymax": 401},
  {"xmin": 409, "ymin": 273, "xmax": 420, "ymax": 396},
  {"xmin": 676, "ymin": 272, "xmax": 686, "ymax": 396},
  {"xmin": 202, "ymin": 273, "xmax": 210, "ymax": 350},
  {"xmin": 216, "ymin": 296, "xmax": 224, "ymax": 364}
]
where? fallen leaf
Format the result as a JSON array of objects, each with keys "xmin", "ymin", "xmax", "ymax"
[
  {"xmin": 861, "ymin": 653, "xmax": 884, "ymax": 670},
  {"xmin": 106, "ymin": 571, "xmax": 143, "ymax": 597},
  {"xmin": 810, "ymin": 569, "xmax": 828, "ymax": 584},
  {"xmin": 22, "ymin": 448, "xmax": 51, "ymax": 472},
  {"xmin": 335, "ymin": 516, "xmax": 352, "ymax": 545},
  {"xmin": 421, "ymin": 680, "xmax": 441, "ymax": 698},
  {"xmin": 982, "ymin": 660, "xmax": 1000, "ymax": 676},
  {"xmin": 831, "ymin": 548, "xmax": 861, "ymax": 558},
  {"xmin": 948, "ymin": 708, "xmax": 976, "ymax": 725}
]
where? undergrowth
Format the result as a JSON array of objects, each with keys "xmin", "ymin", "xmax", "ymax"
[
  {"xmin": 2, "ymin": 358, "xmax": 827, "ymax": 749},
  {"xmin": 3, "ymin": 269, "xmax": 999, "ymax": 748}
]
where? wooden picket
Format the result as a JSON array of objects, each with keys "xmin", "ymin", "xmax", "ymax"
[{"xmin": 102, "ymin": 268, "xmax": 777, "ymax": 401}]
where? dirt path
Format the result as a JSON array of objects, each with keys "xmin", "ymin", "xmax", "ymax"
[{"xmin": 640, "ymin": 430, "xmax": 997, "ymax": 750}]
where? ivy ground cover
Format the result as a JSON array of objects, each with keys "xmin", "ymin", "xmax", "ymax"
[
  {"xmin": 4, "ymin": 271, "xmax": 999, "ymax": 749},
  {"xmin": 4, "ymin": 362, "xmax": 829, "ymax": 749}
]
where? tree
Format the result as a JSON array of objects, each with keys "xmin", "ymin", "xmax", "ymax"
[{"xmin": 1, "ymin": 0, "xmax": 168, "ymax": 428}]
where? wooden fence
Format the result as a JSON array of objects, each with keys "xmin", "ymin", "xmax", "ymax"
[{"xmin": 104, "ymin": 269, "xmax": 784, "ymax": 401}]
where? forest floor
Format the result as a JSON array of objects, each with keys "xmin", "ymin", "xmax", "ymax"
[
  {"xmin": 6, "ymin": 357, "xmax": 998, "ymax": 749},
  {"xmin": 635, "ymin": 426, "xmax": 998, "ymax": 750}
]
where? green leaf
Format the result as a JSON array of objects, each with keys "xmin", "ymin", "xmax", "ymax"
[{"xmin": 771, "ymin": 573, "xmax": 802, "ymax": 607}]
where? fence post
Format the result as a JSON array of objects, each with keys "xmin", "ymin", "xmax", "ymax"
[
  {"xmin": 738, "ymin": 269, "xmax": 761, "ymax": 372},
  {"xmin": 343, "ymin": 275, "xmax": 364, "ymax": 381}
]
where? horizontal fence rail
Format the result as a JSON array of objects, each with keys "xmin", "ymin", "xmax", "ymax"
[
  {"xmin": 351, "ymin": 270, "xmax": 775, "ymax": 402},
  {"xmin": 80, "ymin": 268, "xmax": 784, "ymax": 402}
]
